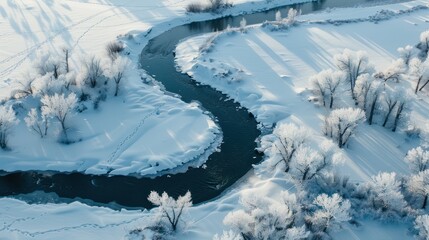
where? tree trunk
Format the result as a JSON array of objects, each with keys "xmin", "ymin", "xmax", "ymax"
[
  {"xmin": 368, "ymin": 96, "xmax": 378, "ymax": 125},
  {"xmin": 382, "ymin": 102, "xmax": 397, "ymax": 127},
  {"xmin": 392, "ymin": 102, "xmax": 404, "ymax": 132},
  {"xmin": 423, "ymin": 194, "xmax": 428, "ymax": 209},
  {"xmin": 415, "ymin": 76, "xmax": 422, "ymax": 94},
  {"xmin": 419, "ymin": 79, "xmax": 429, "ymax": 91},
  {"xmin": 329, "ymin": 95, "xmax": 334, "ymax": 109},
  {"xmin": 115, "ymin": 83, "xmax": 119, "ymax": 96},
  {"xmin": 61, "ymin": 121, "xmax": 69, "ymax": 143}
]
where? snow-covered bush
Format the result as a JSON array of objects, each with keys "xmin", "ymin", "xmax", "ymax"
[
  {"xmin": 34, "ymin": 51, "xmax": 64, "ymax": 79},
  {"xmin": 148, "ymin": 191, "xmax": 192, "ymax": 232},
  {"xmin": 418, "ymin": 30, "xmax": 429, "ymax": 57},
  {"xmin": 407, "ymin": 170, "xmax": 429, "ymax": 209},
  {"xmin": 269, "ymin": 123, "xmax": 309, "ymax": 172},
  {"xmin": 83, "ymin": 56, "xmax": 105, "ymax": 88},
  {"xmin": 311, "ymin": 69, "xmax": 344, "ymax": 108},
  {"xmin": 106, "ymin": 41, "xmax": 124, "ymax": 61},
  {"xmin": 307, "ymin": 193, "xmax": 351, "ymax": 237},
  {"xmin": 213, "ymin": 230, "xmax": 242, "ymax": 240},
  {"xmin": 374, "ymin": 59, "xmax": 406, "ymax": 83},
  {"xmin": 364, "ymin": 172, "xmax": 408, "ymax": 217},
  {"xmin": 11, "ymin": 72, "xmax": 36, "ymax": 99},
  {"xmin": 285, "ymin": 8, "xmax": 301, "ymax": 25},
  {"xmin": 239, "ymin": 18, "xmax": 247, "ymax": 33},
  {"xmin": 414, "ymin": 215, "xmax": 429, "ymax": 239},
  {"xmin": 334, "ymin": 49, "xmax": 373, "ymax": 101},
  {"xmin": 41, "ymin": 93, "xmax": 78, "ymax": 144},
  {"xmin": 397, "ymin": 45, "xmax": 415, "ymax": 65},
  {"xmin": 25, "ymin": 108, "xmax": 49, "ymax": 138},
  {"xmin": 275, "ymin": 10, "xmax": 282, "ymax": 22},
  {"xmin": 0, "ymin": 106, "xmax": 18, "ymax": 149},
  {"xmin": 404, "ymin": 146, "xmax": 429, "ymax": 174},
  {"xmin": 289, "ymin": 141, "xmax": 337, "ymax": 183},
  {"xmin": 409, "ymin": 58, "xmax": 429, "ymax": 93},
  {"xmin": 323, "ymin": 108, "xmax": 365, "ymax": 148},
  {"xmin": 223, "ymin": 191, "xmax": 309, "ymax": 240}
]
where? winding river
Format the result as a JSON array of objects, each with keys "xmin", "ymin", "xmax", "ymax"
[{"xmin": 0, "ymin": 0, "xmax": 408, "ymax": 209}]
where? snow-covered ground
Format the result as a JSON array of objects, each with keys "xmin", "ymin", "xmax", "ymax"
[
  {"xmin": 176, "ymin": 0, "xmax": 429, "ymax": 182},
  {"xmin": 0, "ymin": 0, "xmax": 312, "ymax": 175},
  {"xmin": 1, "ymin": 0, "xmax": 428, "ymax": 239}
]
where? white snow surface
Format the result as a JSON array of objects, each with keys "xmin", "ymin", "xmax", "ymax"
[
  {"xmin": 1, "ymin": 0, "xmax": 428, "ymax": 240},
  {"xmin": 176, "ymin": 0, "xmax": 429, "ymax": 182}
]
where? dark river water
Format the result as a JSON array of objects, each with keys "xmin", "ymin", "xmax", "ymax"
[{"xmin": 0, "ymin": 0, "xmax": 409, "ymax": 209}]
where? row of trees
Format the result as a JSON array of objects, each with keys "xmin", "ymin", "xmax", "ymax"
[{"xmin": 0, "ymin": 42, "xmax": 130, "ymax": 147}]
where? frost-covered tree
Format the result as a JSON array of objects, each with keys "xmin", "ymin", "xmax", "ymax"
[
  {"xmin": 239, "ymin": 18, "xmax": 247, "ymax": 33},
  {"xmin": 397, "ymin": 45, "xmax": 414, "ymax": 65},
  {"xmin": 223, "ymin": 191, "xmax": 309, "ymax": 240},
  {"xmin": 409, "ymin": 58, "xmax": 429, "ymax": 94},
  {"xmin": 148, "ymin": 191, "xmax": 192, "ymax": 232},
  {"xmin": 374, "ymin": 59, "xmax": 406, "ymax": 83},
  {"xmin": 419, "ymin": 30, "xmax": 429, "ymax": 55},
  {"xmin": 308, "ymin": 193, "xmax": 351, "ymax": 236},
  {"xmin": 25, "ymin": 108, "xmax": 48, "ymax": 138},
  {"xmin": 11, "ymin": 72, "xmax": 36, "ymax": 99},
  {"xmin": 323, "ymin": 108, "xmax": 365, "ymax": 148},
  {"xmin": 83, "ymin": 56, "xmax": 104, "ymax": 88},
  {"xmin": 41, "ymin": 93, "xmax": 77, "ymax": 143},
  {"xmin": 366, "ymin": 172, "xmax": 407, "ymax": 215},
  {"xmin": 0, "ymin": 106, "xmax": 18, "ymax": 149},
  {"xmin": 334, "ymin": 49, "xmax": 372, "ymax": 100},
  {"xmin": 405, "ymin": 147, "xmax": 429, "ymax": 174},
  {"xmin": 407, "ymin": 170, "xmax": 429, "ymax": 209},
  {"xmin": 354, "ymin": 74, "xmax": 382, "ymax": 125},
  {"xmin": 311, "ymin": 69, "xmax": 344, "ymax": 109},
  {"xmin": 213, "ymin": 230, "xmax": 242, "ymax": 240},
  {"xmin": 106, "ymin": 56, "xmax": 130, "ymax": 96},
  {"xmin": 415, "ymin": 215, "xmax": 429, "ymax": 240},
  {"xmin": 270, "ymin": 123, "xmax": 309, "ymax": 172},
  {"xmin": 275, "ymin": 10, "xmax": 282, "ymax": 22},
  {"xmin": 34, "ymin": 52, "xmax": 63, "ymax": 79},
  {"xmin": 285, "ymin": 8, "xmax": 300, "ymax": 25},
  {"xmin": 289, "ymin": 141, "xmax": 336, "ymax": 182}
]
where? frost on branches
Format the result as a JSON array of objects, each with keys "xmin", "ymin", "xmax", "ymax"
[
  {"xmin": 41, "ymin": 93, "xmax": 77, "ymax": 144},
  {"xmin": 147, "ymin": 191, "xmax": 192, "ymax": 232},
  {"xmin": 311, "ymin": 69, "xmax": 344, "ymax": 109},
  {"xmin": 405, "ymin": 147, "xmax": 429, "ymax": 174},
  {"xmin": 222, "ymin": 191, "xmax": 309, "ymax": 240},
  {"xmin": 307, "ymin": 193, "xmax": 351, "ymax": 237},
  {"xmin": 269, "ymin": 123, "xmax": 309, "ymax": 173},
  {"xmin": 0, "ymin": 106, "xmax": 18, "ymax": 149},
  {"xmin": 323, "ymin": 108, "xmax": 365, "ymax": 148},
  {"xmin": 414, "ymin": 215, "xmax": 429, "ymax": 240}
]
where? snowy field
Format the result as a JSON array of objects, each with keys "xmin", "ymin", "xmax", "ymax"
[{"xmin": 1, "ymin": 0, "xmax": 429, "ymax": 239}]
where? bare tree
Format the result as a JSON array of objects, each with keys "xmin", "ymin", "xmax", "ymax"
[
  {"xmin": 311, "ymin": 69, "xmax": 344, "ymax": 109},
  {"xmin": 106, "ymin": 56, "xmax": 130, "ymax": 96},
  {"xmin": 270, "ymin": 123, "xmax": 309, "ymax": 172},
  {"xmin": 148, "ymin": 191, "xmax": 192, "ymax": 232},
  {"xmin": 11, "ymin": 72, "xmax": 36, "ymax": 99},
  {"xmin": 381, "ymin": 89, "xmax": 398, "ymax": 127},
  {"xmin": 323, "ymin": 108, "xmax": 365, "ymax": 148},
  {"xmin": 334, "ymin": 49, "xmax": 372, "ymax": 101},
  {"xmin": 25, "ymin": 108, "xmax": 49, "ymax": 138},
  {"xmin": 0, "ymin": 106, "xmax": 18, "ymax": 149},
  {"xmin": 41, "ymin": 93, "xmax": 77, "ymax": 143},
  {"xmin": 84, "ymin": 56, "xmax": 104, "ymax": 88},
  {"xmin": 63, "ymin": 48, "xmax": 70, "ymax": 73}
]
